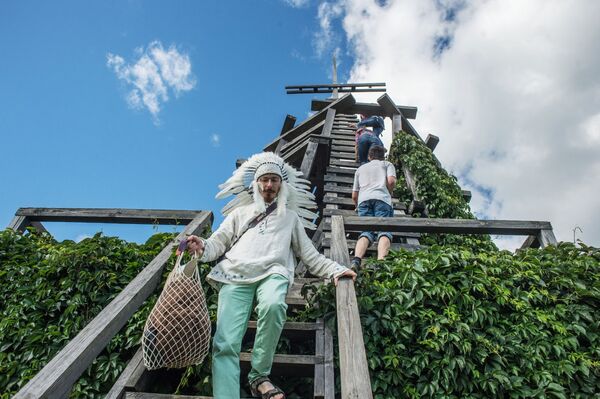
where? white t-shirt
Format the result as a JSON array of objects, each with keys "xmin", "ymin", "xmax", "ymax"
[{"xmin": 352, "ymin": 160, "xmax": 397, "ymax": 206}]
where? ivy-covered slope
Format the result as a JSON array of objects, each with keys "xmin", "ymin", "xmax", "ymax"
[
  {"xmin": 302, "ymin": 131, "xmax": 600, "ymax": 397},
  {"xmin": 0, "ymin": 229, "xmax": 204, "ymax": 398}
]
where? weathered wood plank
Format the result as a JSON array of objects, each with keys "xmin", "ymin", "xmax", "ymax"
[
  {"xmin": 537, "ymin": 229, "xmax": 558, "ymax": 248},
  {"xmin": 322, "ymin": 108, "xmax": 336, "ymax": 137},
  {"xmin": 15, "ymin": 208, "xmax": 208, "ymax": 225},
  {"xmin": 312, "ymin": 99, "xmax": 418, "ymax": 119},
  {"xmin": 264, "ymin": 94, "xmax": 355, "ymax": 152},
  {"xmin": 323, "ymin": 324, "xmax": 335, "ymax": 399},
  {"xmin": 14, "ymin": 212, "xmax": 213, "ymax": 399},
  {"xmin": 300, "ymin": 139, "xmax": 320, "ymax": 179},
  {"xmin": 323, "ymin": 195, "xmax": 405, "ymax": 210},
  {"xmin": 326, "ymin": 166, "xmax": 358, "ymax": 175},
  {"xmin": 462, "ymin": 190, "xmax": 472, "ymax": 203},
  {"xmin": 402, "ymin": 165, "xmax": 426, "ymax": 215},
  {"xmin": 520, "ymin": 235, "xmax": 540, "ymax": 249},
  {"xmin": 331, "ymin": 216, "xmax": 373, "ymax": 398},
  {"xmin": 332, "ymin": 144, "xmax": 355, "ymax": 153},
  {"xmin": 330, "ymin": 151, "xmax": 356, "ymax": 160},
  {"xmin": 343, "ymin": 216, "xmax": 553, "ymax": 235},
  {"xmin": 425, "ymin": 134, "xmax": 439, "ymax": 151},
  {"xmin": 322, "ymin": 238, "xmax": 420, "ymax": 251},
  {"xmin": 7, "ymin": 215, "xmax": 30, "ymax": 233},
  {"xmin": 239, "ymin": 353, "xmax": 322, "ymax": 377},
  {"xmin": 125, "ymin": 393, "xmax": 212, "ymax": 399},
  {"xmin": 280, "ymin": 120, "xmax": 325, "ymax": 155},
  {"xmin": 106, "ymin": 347, "xmax": 147, "ymax": 399},
  {"xmin": 281, "ymin": 114, "xmax": 297, "ymax": 134},
  {"xmin": 314, "ymin": 322, "xmax": 326, "ymax": 399},
  {"xmin": 324, "ymin": 174, "xmax": 354, "ymax": 184},
  {"xmin": 327, "ymin": 159, "xmax": 360, "ymax": 168}
]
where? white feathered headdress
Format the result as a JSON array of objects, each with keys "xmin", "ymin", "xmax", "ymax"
[{"xmin": 216, "ymin": 152, "xmax": 318, "ymax": 229}]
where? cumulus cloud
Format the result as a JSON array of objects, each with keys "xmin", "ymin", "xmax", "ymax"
[
  {"xmin": 107, "ymin": 41, "xmax": 196, "ymax": 122},
  {"xmin": 210, "ymin": 133, "xmax": 221, "ymax": 147},
  {"xmin": 314, "ymin": 0, "xmax": 600, "ymax": 249}
]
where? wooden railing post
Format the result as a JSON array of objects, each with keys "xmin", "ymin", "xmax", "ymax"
[{"xmin": 330, "ymin": 215, "xmax": 372, "ymax": 398}]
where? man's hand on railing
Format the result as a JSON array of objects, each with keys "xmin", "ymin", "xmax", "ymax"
[{"xmin": 334, "ymin": 269, "xmax": 357, "ymax": 286}]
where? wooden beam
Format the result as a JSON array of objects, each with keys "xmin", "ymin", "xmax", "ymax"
[
  {"xmin": 343, "ymin": 216, "xmax": 553, "ymax": 235},
  {"xmin": 236, "ymin": 158, "xmax": 247, "ymax": 168},
  {"xmin": 281, "ymin": 114, "xmax": 297, "ymax": 134},
  {"xmin": 264, "ymin": 94, "xmax": 355, "ymax": 152},
  {"xmin": 322, "ymin": 108, "xmax": 336, "ymax": 137},
  {"xmin": 15, "ymin": 208, "xmax": 209, "ymax": 226},
  {"xmin": 537, "ymin": 229, "xmax": 558, "ymax": 248},
  {"xmin": 300, "ymin": 139, "xmax": 320, "ymax": 179},
  {"xmin": 425, "ymin": 134, "xmax": 439, "ymax": 152},
  {"xmin": 462, "ymin": 190, "xmax": 472, "ymax": 203},
  {"xmin": 519, "ymin": 235, "xmax": 540, "ymax": 250},
  {"xmin": 286, "ymin": 82, "xmax": 385, "ymax": 95},
  {"xmin": 280, "ymin": 120, "xmax": 325, "ymax": 155},
  {"xmin": 7, "ymin": 215, "xmax": 30, "ymax": 233},
  {"xmin": 312, "ymin": 99, "xmax": 418, "ymax": 119},
  {"xmin": 330, "ymin": 216, "xmax": 373, "ymax": 398},
  {"xmin": 14, "ymin": 212, "xmax": 213, "ymax": 399},
  {"xmin": 402, "ymin": 166, "xmax": 426, "ymax": 216}
]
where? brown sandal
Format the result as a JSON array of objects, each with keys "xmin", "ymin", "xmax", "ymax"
[{"xmin": 249, "ymin": 376, "xmax": 286, "ymax": 399}]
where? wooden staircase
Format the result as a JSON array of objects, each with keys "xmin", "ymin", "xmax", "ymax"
[{"xmin": 11, "ymin": 90, "xmax": 559, "ymax": 399}]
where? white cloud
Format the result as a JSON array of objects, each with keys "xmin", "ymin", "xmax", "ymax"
[
  {"xmin": 210, "ymin": 133, "xmax": 221, "ymax": 147},
  {"xmin": 315, "ymin": 0, "xmax": 600, "ymax": 249},
  {"xmin": 107, "ymin": 41, "xmax": 196, "ymax": 122},
  {"xmin": 313, "ymin": 1, "xmax": 344, "ymax": 57},
  {"xmin": 284, "ymin": 0, "xmax": 310, "ymax": 7}
]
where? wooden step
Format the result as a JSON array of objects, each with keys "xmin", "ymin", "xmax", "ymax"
[
  {"xmin": 322, "ymin": 208, "xmax": 409, "ymax": 217},
  {"xmin": 324, "ymin": 174, "xmax": 354, "ymax": 184},
  {"xmin": 321, "ymin": 238, "xmax": 421, "ymax": 252},
  {"xmin": 326, "ymin": 166, "xmax": 358, "ymax": 175},
  {"xmin": 240, "ymin": 353, "xmax": 323, "ymax": 377},
  {"xmin": 125, "ymin": 394, "xmax": 212, "ymax": 399},
  {"xmin": 329, "ymin": 159, "xmax": 359, "ymax": 168},
  {"xmin": 245, "ymin": 321, "xmax": 322, "ymax": 342},
  {"xmin": 330, "ymin": 151, "xmax": 355, "ymax": 160},
  {"xmin": 323, "ymin": 195, "xmax": 405, "ymax": 210},
  {"xmin": 331, "ymin": 144, "xmax": 355, "ymax": 153}
]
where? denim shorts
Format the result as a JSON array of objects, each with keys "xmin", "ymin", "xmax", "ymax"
[
  {"xmin": 357, "ymin": 132, "xmax": 384, "ymax": 165},
  {"xmin": 357, "ymin": 199, "xmax": 393, "ymax": 243}
]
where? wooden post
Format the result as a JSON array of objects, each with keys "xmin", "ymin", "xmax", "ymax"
[
  {"xmin": 330, "ymin": 216, "xmax": 373, "ymax": 398},
  {"xmin": 425, "ymin": 134, "xmax": 439, "ymax": 152},
  {"xmin": 8, "ymin": 215, "xmax": 30, "ymax": 233},
  {"xmin": 14, "ymin": 212, "xmax": 213, "ymax": 399},
  {"xmin": 537, "ymin": 229, "xmax": 558, "ymax": 248}
]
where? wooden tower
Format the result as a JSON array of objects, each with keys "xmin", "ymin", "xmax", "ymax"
[{"xmin": 10, "ymin": 82, "xmax": 557, "ymax": 398}]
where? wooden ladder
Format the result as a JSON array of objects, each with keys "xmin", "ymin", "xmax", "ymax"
[{"xmin": 107, "ymin": 277, "xmax": 335, "ymax": 399}]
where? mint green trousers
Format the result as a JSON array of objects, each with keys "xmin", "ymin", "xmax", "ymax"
[{"xmin": 212, "ymin": 274, "xmax": 289, "ymax": 399}]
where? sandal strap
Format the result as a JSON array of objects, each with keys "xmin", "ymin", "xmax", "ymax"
[
  {"xmin": 263, "ymin": 387, "xmax": 285, "ymax": 399},
  {"xmin": 250, "ymin": 376, "xmax": 272, "ymax": 397}
]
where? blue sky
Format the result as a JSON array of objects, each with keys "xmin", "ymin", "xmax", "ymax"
[
  {"xmin": 2, "ymin": 0, "xmax": 599, "ymax": 249},
  {"xmin": 0, "ymin": 1, "xmax": 350, "ymax": 242}
]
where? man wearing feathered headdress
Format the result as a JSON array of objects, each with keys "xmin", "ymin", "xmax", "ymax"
[{"xmin": 187, "ymin": 152, "xmax": 356, "ymax": 399}]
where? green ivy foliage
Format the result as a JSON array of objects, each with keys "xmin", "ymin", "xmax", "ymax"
[
  {"xmin": 0, "ymin": 228, "xmax": 182, "ymax": 398},
  {"xmin": 303, "ymin": 242, "xmax": 600, "ymax": 398},
  {"xmin": 388, "ymin": 131, "xmax": 497, "ymax": 251}
]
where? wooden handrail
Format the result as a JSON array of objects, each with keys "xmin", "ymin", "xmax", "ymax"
[
  {"xmin": 14, "ymin": 211, "xmax": 213, "ymax": 399},
  {"xmin": 330, "ymin": 215, "xmax": 373, "ymax": 398}
]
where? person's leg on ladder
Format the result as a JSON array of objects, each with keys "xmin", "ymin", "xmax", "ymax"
[
  {"xmin": 212, "ymin": 283, "xmax": 256, "ymax": 399},
  {"xmin": 374, "ymin": 200, "xmax": 394, "ymax": 261},
  {"xmin": 248, "ymin": 274, "xmax": 289, "ymax": 398}
]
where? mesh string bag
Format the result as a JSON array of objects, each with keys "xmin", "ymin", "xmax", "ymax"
[{"xmin": 142, "ymin": 252, "xmax": 211, "ymax": 370}]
